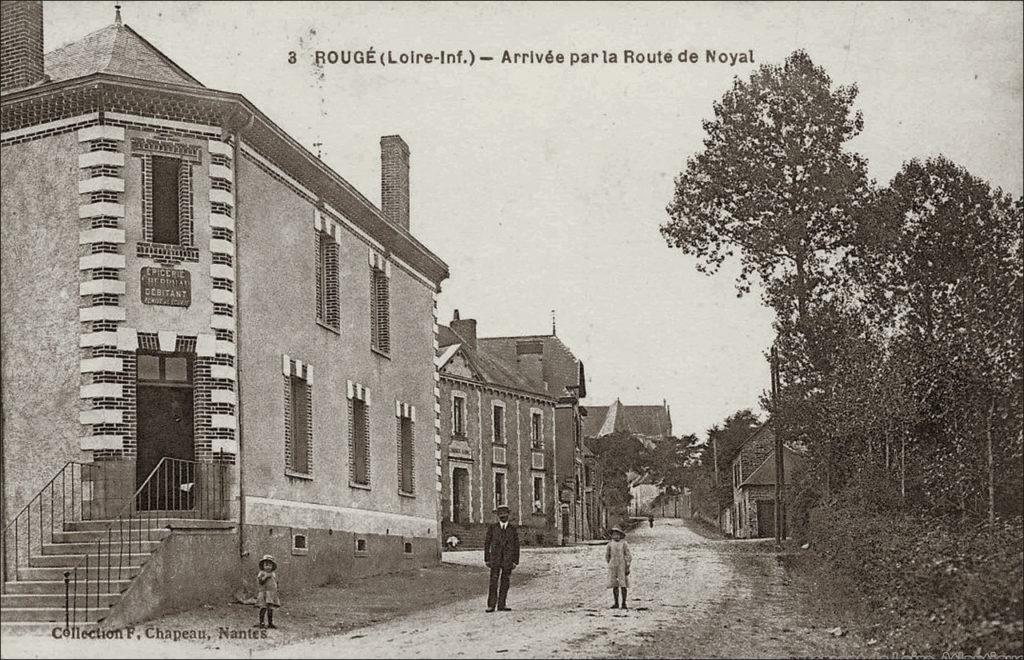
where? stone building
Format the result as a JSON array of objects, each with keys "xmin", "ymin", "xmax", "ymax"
[
  {"xmin": 477, "ymin": 331, "xmax": 588, "ymax": 543},
  {"xmin": 727, "ymin": 423, "xmax": 805, "ymax": 539},
  {"xmin": 436, "ymin": 312, "xmax": 559, "ymax": 547},
  {"xmin": 0, "ymin": 2, "xmax": 448, "ymax": 626}
]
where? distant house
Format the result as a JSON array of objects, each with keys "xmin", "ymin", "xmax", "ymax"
[
  {"xmin": 728, "ymin": 423, "xmax": 805, "ymax": 539},
  {"xmin": 584, "ymin": 399, "xmax": 672, "ymax": 520},
  {"xmin": 436, "ymin": 311, "xmax": 559, "ymax": 547},
  {"xmin": 476, "ymin": 330, "xmax": 588, "ymax": 544}
]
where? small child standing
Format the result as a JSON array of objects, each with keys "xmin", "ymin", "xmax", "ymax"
[
  {"xmin": 606, "ymin": 526, "xmax": 632, "ymax": 609},
  {"xmin": 255, "ymin": 554, "xmax": 281, "ymax": 629}
]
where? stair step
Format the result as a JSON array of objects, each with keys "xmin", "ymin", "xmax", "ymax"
[
  {"xmin": 1, "ymin": 620, "xmax": 86, "ymax": 635},
  {"xmin": 1, "ymin": 606, "xmax": 106, "ymax": 623},
  {"xmin": 42, "ymin": 540, "xmax": 162, "ymax": 555},
  {"xmin": 3, "ymin": 579, "xmax": 133, "ymax": 595},
  {"xmin": 64, "ymin": 517, "xmax": 201, "ymax": 532},
  {"xmin": 52, "ymin": 528, "xmax": 171, "ymax": 544},
  {"xmin": 19, "ymin": 565, "xmax": 145, "ymax": 580},
  {"xmin": 2, "ymin": 592, "xmax": 121, "ymax": 608},
  {"xmin": 29, "ymin": 552, "xmax": 151, "ymax": 568}
]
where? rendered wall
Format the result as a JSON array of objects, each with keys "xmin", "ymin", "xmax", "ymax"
[
  {"xmin": 0, "ymin": 133, "xmax": 84, "ymax": 522},
  {"xmin": 234, "ymin": 150, "xmax": 438, "ymax": 548}
]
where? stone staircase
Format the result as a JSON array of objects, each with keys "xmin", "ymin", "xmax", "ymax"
[
  {"xmin": 441, "ymin": 521, "xmax": 555, "ymax": 549},
  {"xmin": 441, "ymin": 521, "xmax": 488, "ymax": 549},
  {"xmin": 0, "ymin": 518, "xmax": 181, "ymax": 629}
]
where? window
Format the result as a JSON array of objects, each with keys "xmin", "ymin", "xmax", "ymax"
[
  {"xmin": 533, "ymin": 476, "xmax": 545, "ymax": 514},
  {"xmin": 370, "ymin": 262, "xmax": 390, "ymax": 354},
  {"xmin": 350, "ymin": 397, "xmax": 370, "ymax": 486},
  {"xmin": 733, "ymin": 460, "xmax": 742, "ymax": 489},
  {"xmin": 404, "ymin": 541, "xmax": 413, "ymax": 555},
  {"xmin": 292, "ymin": 533, "xmax": 308, "ymax": 556},
  {"xmin": 530, "ymin": 411, "xmax": 543, "ymax": 449},
  {"xmin": 494, "ymin": 470, "xmax": 507, "ymax": 508},
  {"xmin": 399, "ymin": 416, "xmax": 414, "ymax": 495},
  {"xmin": 151, "ymin": 155, "xmax": 181, "ymax": 245},
  {"xmin": 316, "ymin": 231, "xmax": 339, "ymax": 330},
  {"xmin": 452, "ymin": 394, "xmax": 465, "ymax": 437},
  {"xmin": 137, "ymin": 353, "xmax": 191, "ymax": 383},
  {"xmin": 287, "ymin": 375, "xmax": 310, "ymax": 474},
  {"xmin": 492, "ymin": 403, "xmax": 505, "ymax": 444},
  {"xmin": 283, "ymin": 356, "xmax": 313, "ymax": 477},
  {"xmin": 355, "ymin": 538, "xmax": 367, "ymax": 554}
]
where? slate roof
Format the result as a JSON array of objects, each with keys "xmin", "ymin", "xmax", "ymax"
[
  {"xmin": 740, "ymin": 446, "xmax": 806, "ymax": 487},
  {"xmin": 44, "ymin": 23, "xmax": 203, "ymax": 87},
  {"xmin": 583, "ymin": 399, "xmax": 672, "ymax": 438},
  {"xmin": 436, "ymin": 325, "xmax": 552, "ymax": 399},
  {"xmin": 476, "ymin": 335, "xmax": 586, "ymax": 399}
]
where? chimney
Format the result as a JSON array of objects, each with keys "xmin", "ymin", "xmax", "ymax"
[
  {"xmin": 450, "ymin": 309, "xmax": 477, "ymax": 351},
  {"xmin": 380, "ymin": 135, "xmax": 410, "ymax": 230},
  {"xmin": 1, "ymin": 0, "xmax": 45, "ymax": 94}
]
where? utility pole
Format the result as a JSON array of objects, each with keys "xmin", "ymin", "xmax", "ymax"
[{"xmin": 771, "ymin": 346, "xmax": 785, "ymax": 548}]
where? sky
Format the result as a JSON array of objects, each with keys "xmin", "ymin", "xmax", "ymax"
[{"xmin": 45, "ymin": 1, "xmax": 1024, "ymax": 439}]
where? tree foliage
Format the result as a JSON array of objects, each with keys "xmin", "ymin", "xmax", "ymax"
[
  {"xmin": 661, "ymin": 50, "xmax": 871, "ymax": 321},
  {"xmin": 665, "ymin": 53, "xmax": 1023, "ymax": 524}
]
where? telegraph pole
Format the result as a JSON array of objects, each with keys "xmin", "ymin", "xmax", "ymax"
[{"xmin": 770, "ymin": 347, "xmax": 785, "ymax": 548}]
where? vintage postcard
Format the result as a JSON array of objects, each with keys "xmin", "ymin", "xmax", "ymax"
[{"xmin": 1, "ymin": 1, "xmax": 1021, "ymax": 658}]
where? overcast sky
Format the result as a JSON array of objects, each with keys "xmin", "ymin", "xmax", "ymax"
[{"xmin": 46, "ymin": 1, "xmax": 1024, "ymax": 438}]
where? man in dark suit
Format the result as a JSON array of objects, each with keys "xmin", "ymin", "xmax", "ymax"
[{"xmin": 484, "ymin": 504, "xmax": 520, "ymax": 612}]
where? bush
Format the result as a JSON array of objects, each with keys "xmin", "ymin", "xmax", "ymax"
[{"xmin": 807, "ymin": 505, "xmax": 1023, "ymax": 655}]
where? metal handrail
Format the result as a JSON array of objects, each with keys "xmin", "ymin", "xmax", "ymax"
[
  {"xmin": 1, "ymin": 462, "xmax": 85, "ymax": 535},
  {"xmin": 64, "ymin": 458, "xmax": 230, "ymax": 622},
  {"xmin": 62, "ymin": 457, "xmax": 229, "ymax": 625},
  {"xmin": 1, "ymin": 461, "xmax": 101, "ymax": 586}
]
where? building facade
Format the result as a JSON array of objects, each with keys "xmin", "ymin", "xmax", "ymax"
[
  {"xmin": 478, "ymin": 333, "xmax": 588, "ymax": 543},
  {"xmin": 728, "ymin": 423, "xmax": 805, "ymax": 539},
  {"xmin": 436, "ymin": 312, "xmax": 559, "ymax": 546},
  {"xmin": 1, "ymin": 2, "xmax": 448, "ymax": 625}
]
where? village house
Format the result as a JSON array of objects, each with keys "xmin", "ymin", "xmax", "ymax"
[
  {"xmin": 0, "ymin": 2, "xmax": 448, "ymax": 627},
  {"xmin": 583, "ymin": 399, "xmax": 673, "ymax": 523},
  {"xmin": 726, "ymin": 423, "xmax": 805, "ymax": 539},
  {"xmin": 436, "ymin": 311, "xmax": 559, "ymax": 547},
  {"xmin": 474, "ymin": 329, "xmax": 589, "ymax": 544}
]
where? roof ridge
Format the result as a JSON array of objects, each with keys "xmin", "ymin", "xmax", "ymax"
[{"xmin": 121, "ymin": 23, "xmax": 203, "ymax": 86}]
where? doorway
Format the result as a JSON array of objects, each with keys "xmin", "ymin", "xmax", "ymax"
[
  {"xmin": 756, "ymin": 500, "xmax": 776, "ymax": 538},
  {"xmin": 451, "ymin": 466, "xmax": 470, "ymax": 524},
  {"xmin": 136, "ymin": 352, "xmax": 195, "ymax": 511}
]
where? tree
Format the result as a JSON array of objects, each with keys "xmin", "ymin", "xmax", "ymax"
[
  {"xmin": 588, "ymin": 431, "xmax": 650, "ymax": 516},
  {"xmin": 661, "ymin": 50, "xmax": 871, "ymax": 329},
  {"xmin": 852, "ymin": 157, "xmax": 1024, "ymax": 518},
  {"xmin": 684, "ymin": 409, "xmax": 762, "ymax": 521},
  {"xmin": 647, "ymin": 434, "xmax": 702, "ymax": 495}
]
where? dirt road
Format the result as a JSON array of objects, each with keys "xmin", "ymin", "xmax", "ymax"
[
  {"xmin": 4, "ymin": 519, "xmax": 869, "ymax": 659},
  {"xmin": 261, "ymin": 518, "xmax": 867, "ymax": 659}
]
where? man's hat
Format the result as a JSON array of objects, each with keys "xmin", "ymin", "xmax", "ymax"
[
  {"xmin": 495, "ymin": 504, "xmax": 511, "ymax": 513},
  {"xmin": 259, "ymin": 554, "xmax": 277, "ymax": 570},
  {"xmin": 610, "ymin": 526, "xmax": 625, "ymax": 536}
]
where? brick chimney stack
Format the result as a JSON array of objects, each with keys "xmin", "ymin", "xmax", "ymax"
[
  {"xmin": 1, "ymin": 0, "xmax": 45, "ymax": 94},
  {"xmin": 380, "ymin": 135, "xmax": 410, "ymax": 230},
  {"xmin": 450, "ymin": 309, "xmax": 477, "ymax": 351}
]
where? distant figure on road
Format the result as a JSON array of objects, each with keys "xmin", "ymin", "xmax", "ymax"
[
  {"xmin": 484, "ymin": 503, "xmax": 520, "ymax": 613},
  {"xmin": 648, "ymin": 514, "xmax": 654, "ymax": 528},
  {"xmin": 606, "ymin": 526, "xmax": 632, "ymax": 609}
]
